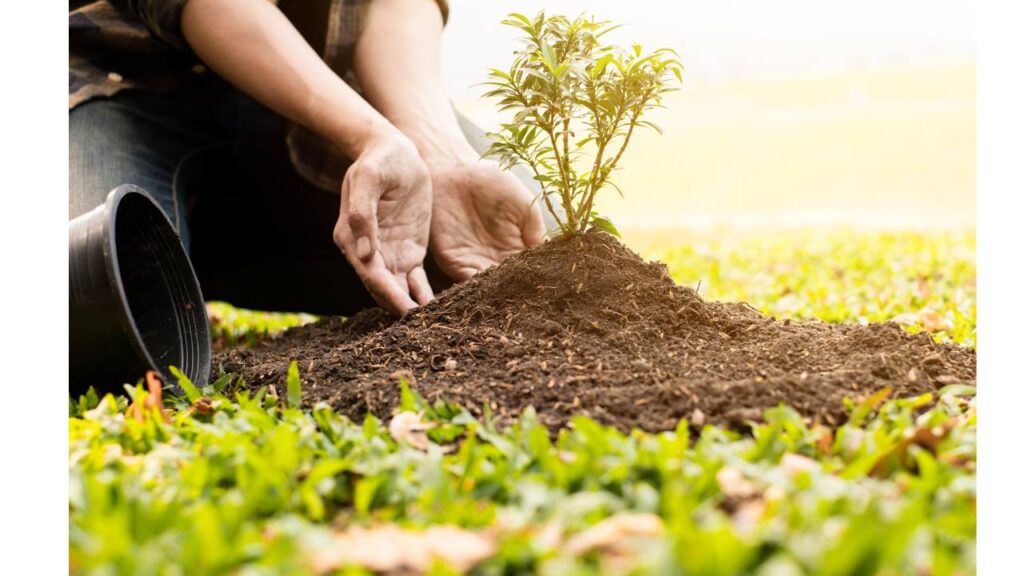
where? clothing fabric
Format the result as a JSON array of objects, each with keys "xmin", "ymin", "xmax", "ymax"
[
  {"xmin": 70, "ymin": 0, "xmax": 449, "ymax": 193},
  {"xmin": 67, "ymin": 0, "xmax": 547, "ymax": 315},
  {"xmin": 68, "ymin": 76, "xmax": 528, "ymax": 314},
  {"xmin": 70, "ymin": 76, "xmax": 379, "ymax": 314}
]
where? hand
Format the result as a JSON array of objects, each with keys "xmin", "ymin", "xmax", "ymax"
[
  {"xmin": 427, "ymin": 156, "xmax": 546, "ymax": 281},
  {"xmin": 333, "ymin": 132, "xmax": 434, "ymax": 315}
]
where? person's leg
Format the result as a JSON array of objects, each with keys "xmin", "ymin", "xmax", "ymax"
[
  {"xmin": 70, "ymin": 97, "xmax": 185, "ymax": 226},
  {"xmin": 69, "ymin": 83, "xmax": 231, "ymax": 249}
]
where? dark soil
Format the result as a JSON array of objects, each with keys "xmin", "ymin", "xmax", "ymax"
[{"xmin": 217, "ymin": 231, "xmax": 976, "ymax": 432}]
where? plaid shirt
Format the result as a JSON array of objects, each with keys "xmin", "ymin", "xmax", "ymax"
[{"xmin": 70, "ymin": 0, "xmax": 449, "ymax": 192}]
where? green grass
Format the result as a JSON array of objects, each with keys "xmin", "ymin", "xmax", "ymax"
[
  {"xmin": 630, "ymin": 228, "xmax": 976, "ymax": 346},
  {"xmin": 207, "ymin": 302, "xmax": 316, "ymax": 349},
  {"xmin": 69, "ymin": 229, "xmax": 976, "ymax": 575}
]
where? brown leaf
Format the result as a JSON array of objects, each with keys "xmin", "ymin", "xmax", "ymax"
[
  {"xmin": 870, "ymin": 420, "xmax": 956, "ymax": 478},
  {"xmin": 892, "ymin": 310, "xmax": 952, "ymax": 333},
  {"xmin": 389, "ymin": 411, "xmax": 434, "ymax": 451},
  {"xmin": 919, "ymin": 311, "xmax": 952, "ymax": 333},
  {"xmin": 309, "ymin": 524, "xmax": 495, "ymax": 574},
  {"xmin": 124, "ymin": 371, "xmax": 171, "ymax": 423},
  {"xmin": 731, "ymin": 500, "xmax": 766, "ymax": 534},
  {"xmin": 192, "ymin": 397, "xmax": 214, "ymax": 415},
  {"xmin": 716, "ymin": 466, "xmax": 757, "ymax": 499},
  {"xmin": 813, "ymin": 425, "xmax": 834, "ymax": 453},
  {"xmin": 780, "ymin": 453, "xmax": 817, "ymax": 477},
  {"xmin": 563, "ymin": 513, "xmax": 663, "ymax": 556}
]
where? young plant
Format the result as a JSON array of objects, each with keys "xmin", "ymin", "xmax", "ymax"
[{"xmin": 483, "ymin": 12, "xmax": 683, "ymax": 237}]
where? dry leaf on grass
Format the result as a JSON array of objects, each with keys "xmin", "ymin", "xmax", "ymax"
[
  {"xmin": 189, "ymin": 397, "xmax": 215, "ymax": 416},
  {"xmin": 563, "ymin": 513, "xmax": 664, "ymax": 556},
  {"xmin": 309, "ymin": 524, "xmax": 495, "ymax": 574},
  {"xmin": 124, "ymin": 371, "xmax": 171, "ymax": 424},
  {"xmin": 870, "ymin": 419, "xmax": 957, "ymax": 478},
  {"xmin": 813, "ymin": 425, "xmax": 834, "ymax": 453},
  {"xmin": 731, "ymin": 499, "xmax": 767, "ymax": 534},
  {"xmin": 389, "ymin": 411, "xmax": 435, "ymax": 451},
  {"xmin": 891, "ymin": 310, "xmax": 952, "ymax": 333},
  {"xmin": 780, "ymin": 453, "xmax": 818, "ymax": 477},
  {"xmin": 716, "ymin": 465, "xmax": 770, "ymax": 530},
  {"xmin": 716, "ymin": 466, "xmax": 758, "ymax": 499}
]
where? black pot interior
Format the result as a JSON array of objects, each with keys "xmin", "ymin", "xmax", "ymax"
[{"xmin": 115, "ymin": 192, "xmax": 209, "ymax": 384}]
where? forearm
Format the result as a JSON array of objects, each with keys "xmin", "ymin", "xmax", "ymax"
[
  {"xmin": 353, "ymin": 0, "xmax": 472, "ymax": 162},
  {"xmin": 181, "ymin": 0, "xmax": 393, "ymax": 157}
]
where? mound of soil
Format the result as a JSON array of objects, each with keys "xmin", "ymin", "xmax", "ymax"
[{"xmin": 218, "ymin": 231, "xmax": 975, "ymax": 432}]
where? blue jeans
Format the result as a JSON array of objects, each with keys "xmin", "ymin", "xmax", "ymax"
[
  {"xmin": 70, "ymin": 78, "xmax": 286, "ymax": 249},
  {"xmin": 69, "ymin": 78, "xmax": 545, "ymax": 314},
  {"xmin": 70, "ymin": 78, "xmax": 381, "ymax": 314}
]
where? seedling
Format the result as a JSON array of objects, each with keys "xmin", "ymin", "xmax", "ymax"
[{"xmin": 483, "ymin": 12, "xmax": 683, "ymax": 237}]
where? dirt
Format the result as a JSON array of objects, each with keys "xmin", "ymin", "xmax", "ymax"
[{"xmin": 217, "ymin": 231, "xmax": 976, "ymax": 433}]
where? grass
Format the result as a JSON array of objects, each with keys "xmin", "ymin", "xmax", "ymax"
[
  {"xmin": 207, "ymin": 302, "xmax": 316, "ymax": 350},
  {"xmin": 69, "ymin": 228, "xmax": 976, "ymax": 575},
  {"xmin": 629, "ymin": 228, "xmax": 976, "ymax": 346}
]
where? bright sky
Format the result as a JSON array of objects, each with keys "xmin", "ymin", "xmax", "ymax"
[
  {"xmin": 442, "ymin": 0, "xmax": 975, "ymax": 95},
  {"xmin": 440, "ymin": 1, "xmax": 976, "ymax": 228}
]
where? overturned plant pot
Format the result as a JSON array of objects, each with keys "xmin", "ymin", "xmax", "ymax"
[{"xmin": 70, "ymin": 185, "xmax": 211, "ymax": 395}]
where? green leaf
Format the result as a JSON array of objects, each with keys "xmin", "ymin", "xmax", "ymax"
[
  {"xmin": 169, "ymin": 366, "xmax": 200, "ymax": 403},
  {"xmin": 354, "ymin": 475, "xmax": 384, "ymax": 515},
  {"xmin": 206, "ymin": 372, "xmax": 233, "ymax": 395},
  {"xmin": 589, "ymin": 214, "xmax": 621, "ymax": 238},
  {"xmin": 399, "ymin": 376, "xmax": 426, "ymax": 412},
  {"xmin": 286, "ymin": 361, "xmax": 302, "ymax": 408},
  {"xmin": 505, "ymin": 12, "xmax": 533, "ymax": 30}
]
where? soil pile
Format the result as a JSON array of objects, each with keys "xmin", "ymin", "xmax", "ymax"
[{"xmin": 218, "ymin": 231, "xmax": 975, "ymax": 432}]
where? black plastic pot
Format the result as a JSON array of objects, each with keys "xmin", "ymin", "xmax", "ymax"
[{"xmin": 70, "ymin": 185, "xmax": 211, "ymax": 395}]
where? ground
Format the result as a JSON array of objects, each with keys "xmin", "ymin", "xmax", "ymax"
[{"xmin": 69, "ymin": 228, "xmax": 976, "ymax": 575}]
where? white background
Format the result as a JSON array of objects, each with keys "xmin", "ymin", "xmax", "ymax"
[{"xmin": 0, "ymin": 1, "xmax": 1018, "ymax": 572}]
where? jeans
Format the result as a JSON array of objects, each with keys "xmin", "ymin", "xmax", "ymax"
[{"xmin": 69, "ymin": 78, "xmax": 545, "ymax": 315}]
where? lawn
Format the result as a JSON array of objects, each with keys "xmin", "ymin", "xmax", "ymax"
[{"xmin": 69, "ymin": 228, "xmax": 976, "ymax": 575}]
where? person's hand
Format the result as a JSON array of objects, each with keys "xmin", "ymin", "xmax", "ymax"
[
  {"xmin": 333, "ymin": 132, "xmax": 434, "ymax": 315},
  {"xmin": 427, "ymin": 155, "xmax": 546, "ymax": 281}
]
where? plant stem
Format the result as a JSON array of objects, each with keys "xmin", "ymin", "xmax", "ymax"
[
  {"xmin": 541, "ymin": 122, "xmax": 575, "ymax": 228},
  {"xmin": 521, "ymin": 157, "xmax": 566, "ymax": 229}
]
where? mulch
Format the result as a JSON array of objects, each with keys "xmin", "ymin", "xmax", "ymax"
[{"xmin": 217, "ymin": 231, "xmax": 976, "ymax": 432}]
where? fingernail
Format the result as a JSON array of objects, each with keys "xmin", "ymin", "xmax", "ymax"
[{"xmin": 356, "ymin": 236, "xmax": 372, "ymax": 260}]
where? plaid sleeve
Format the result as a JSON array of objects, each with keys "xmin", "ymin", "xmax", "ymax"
[
  {"xmin": 112, "ymin": 0, "xmax": 191, "ymax": 51},
  {"xmin": 287, "ymin": 0, "xmax": 451, "ymax": 193}
]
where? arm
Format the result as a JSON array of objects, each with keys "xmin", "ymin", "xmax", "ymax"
[
  {"xmin": 182, "ymin": 0, "xmax": 383, "ymax": 164},
  {"xmin": 353, "ymin": 0, "xmax": 545, "ymax": 280},
  {"xmin": 353, "ymin": 0, "xmax": 462, "ymax": 161},
  {"xmin": 180, "ymin": 0, "xmax": 433, "ymax": 314}
]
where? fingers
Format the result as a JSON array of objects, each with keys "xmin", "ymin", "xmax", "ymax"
[
  {"xmin": 522, "ymin": 201, "xmax": 546, "ymax": 247},
  {"xmin": 450, "ymin": 266, "xmax": 479, "ymax": 282},
  {"xmin": 336, "ymin": 158, "xmax": 431, "ymax": 317},
  {"xmin": 359, "ymin": 255, "xmax": 419, "ymax": 316},
  {"xmin": 450, "ymin": 253, "xmax": 498, "ymax": 282},
  {"xmin": 342, "ymin": 162, "xmax": 383, "ymax": 262},
  {"xmin": 407, "ymin": 266, "xmax": 434, "ymax": 306}
]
